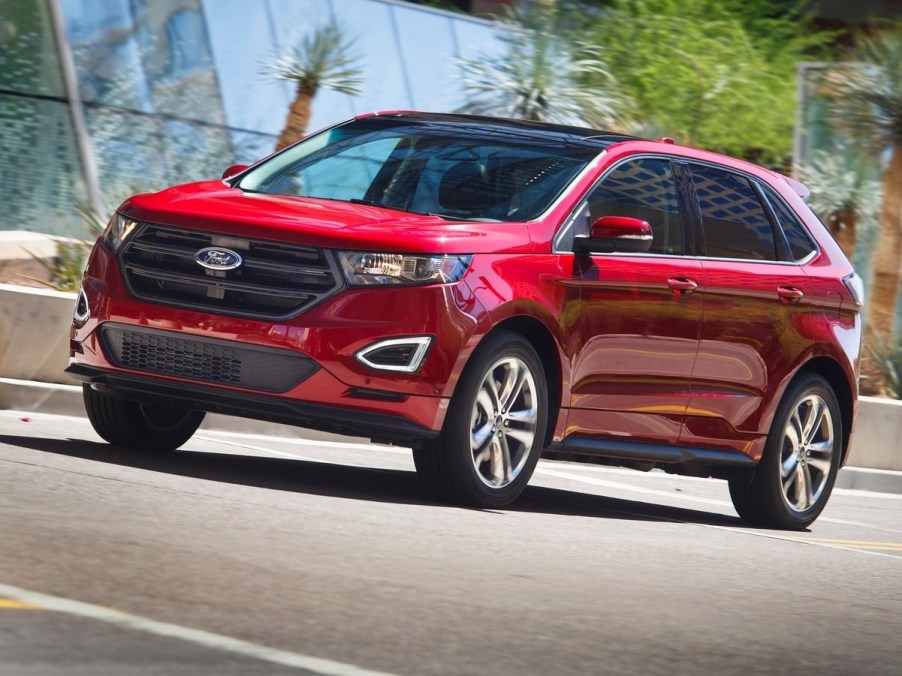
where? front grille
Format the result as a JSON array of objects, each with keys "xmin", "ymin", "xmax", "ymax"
[
  {"xmin": 100, "ymin": 324, "xmax": 318, "ymax": 393},
  {"xmin": 119, "ymin": 224, "xmax": 342, "ymax": 320}
]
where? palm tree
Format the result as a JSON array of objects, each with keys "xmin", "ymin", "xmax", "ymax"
[
  {"xmin": 455, "ymin": 0, "xmax": 628, "ymax": 128},
  {"xmin": 827, "ymin": 24, "xmax": 902, "ymax": 342},
  {"xmin": 266, "ymin": 24, "xmax": 363, "ymax": 151}
]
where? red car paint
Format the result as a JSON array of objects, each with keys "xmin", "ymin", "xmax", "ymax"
[{"xmin": 69, "ymin": 112, "xmax": 861, "ymax": 521}]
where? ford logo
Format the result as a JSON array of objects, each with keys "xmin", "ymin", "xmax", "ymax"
[{"xmin": 195, "ymin": 247, "xmax": 243, "ymax": 271}]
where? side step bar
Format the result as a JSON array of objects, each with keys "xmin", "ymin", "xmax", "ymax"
[{"xmin": 547, "ymin": 437, "xmax": 758, "ymax": 468}]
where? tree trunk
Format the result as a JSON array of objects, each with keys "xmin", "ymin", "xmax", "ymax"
[
  {"xmin": 275, "ymin": 83, "xmax": 316, "ymax": 151},
  {"xmin": 829, "ymin": 208, "xmax": 857, "ymax": 262},
  {"xmin": 867, "ymin": 143, "xmax": 902, "ymax": 343}
]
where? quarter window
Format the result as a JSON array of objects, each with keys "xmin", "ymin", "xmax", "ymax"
[
  {"xmin": 690, "ymin": 165, "xmax": 776, "ymax": 261},
  {"xmin": 584, "ymin": 158, "xmax": 683, "ymax": 255},
  {"xmin": 761, "ymin": 187, "xmax": 817, "ymax": 261}
]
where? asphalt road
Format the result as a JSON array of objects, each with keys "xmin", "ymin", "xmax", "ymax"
[{"xmin": 1, "ymin": 409, "xmax": 901, "ymax": 676}]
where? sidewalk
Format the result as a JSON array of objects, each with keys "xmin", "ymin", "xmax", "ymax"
[{"xmin": 3, "ymin": 375, "xmax": 900, "ymax": 496}]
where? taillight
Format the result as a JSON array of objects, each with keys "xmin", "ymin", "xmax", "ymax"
[{"xmin": 842, "ymin": 272, "xmax": 865, "ymax": 309}]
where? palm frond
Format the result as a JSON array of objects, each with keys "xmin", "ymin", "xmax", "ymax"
[
  {"xmin": 455, "ymin": 2, "xmax": 629, "ymax": 128},
  {"xmin": 825, "ymin": 23, "xmax": 902, "ymax": 150},
  {"xmin": 798, "ymin": 145, "xmax": 882, "ymax": 228},
  {"xmin": 263, "ymin": 23, "xmax": 363, "ymax": 96}
]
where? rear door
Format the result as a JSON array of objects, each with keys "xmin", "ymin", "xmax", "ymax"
[{"xmin": 681, "ymin": 163, "xmax": 813, "ymax": 458}]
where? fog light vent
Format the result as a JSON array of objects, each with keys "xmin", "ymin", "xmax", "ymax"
[{"xmin": 355, "ymin": 337, "xmax": 432, "ymax": 373}]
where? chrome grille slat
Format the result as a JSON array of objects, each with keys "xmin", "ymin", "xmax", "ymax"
[{"xmin": 120, "ymin": 224, "xmax": 342, "ymax": 320}]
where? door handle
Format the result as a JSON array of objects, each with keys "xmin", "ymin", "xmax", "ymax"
[
  {"xmin": 777, "ymin": 286, "xmax": 804, "ymax": 302},
  {"xmin": 667, "ymin": 278, "xmax": 698, "ymax": 294}
]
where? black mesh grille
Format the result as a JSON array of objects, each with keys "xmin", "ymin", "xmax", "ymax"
[
  {"xmin": 365, "ymin": 345, "xmax": 417, "ymax": 367},
  {"xmin": 119, "ymin": 224, "xmax": 342, "ymax": 320},
  {"xmin": 100, "ymin": 324, "xmax": 318, "ymax": 393}
]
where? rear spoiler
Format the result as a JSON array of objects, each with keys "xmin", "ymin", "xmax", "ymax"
[{"xmin": 778, "ymin": 173, "xmax": 810, "ymax": 201}]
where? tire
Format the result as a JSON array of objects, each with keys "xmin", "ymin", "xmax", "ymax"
[
  {"xmin": 729, "ymin": 373, "xmax": 841, "ymax": 530},
  {"xmin": 83, "ymin": 384, "xmax": 205, "ymax": 452},
  {"xmin": 413, "ymin": 331, "xmax": 548, "ymax": 508}
]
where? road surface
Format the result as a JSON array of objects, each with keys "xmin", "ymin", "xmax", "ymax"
[{"xmin": 1, "ymin": 410, "xmax": 900, "ymax": 675}]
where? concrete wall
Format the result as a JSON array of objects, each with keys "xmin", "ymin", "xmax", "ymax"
[
  {"xmin": 849, "ymin": 397, "xmax": 902, "ymax": 471},
  {"xmin": 0, "ymin": 283, "xmax": 77, "ymax": 386}
]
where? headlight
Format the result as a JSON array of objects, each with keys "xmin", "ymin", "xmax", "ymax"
[
  {"xmin": 102, "ymin": 213, "xmax": 139, "ymax": 251},
  {"xmin": 338, "ymin": 252, "xmax": 472, "ymax": 286}
]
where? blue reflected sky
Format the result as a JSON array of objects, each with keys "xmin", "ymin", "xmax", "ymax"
[
  {"xmin": 49, "ymin": 0, "xmax": 505, "ymax": 207},
  {"xmin": 62, "ymin": 0, "xmax": 503, "ymax": 141},
  {"xmin": 199, "ymin": 0, "xmax": 501, "ymax": 141}
]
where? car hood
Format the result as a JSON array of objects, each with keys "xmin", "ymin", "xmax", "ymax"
[{"xmin": 120, "ymin": 181, "xmax": 536, "ymax": 254}]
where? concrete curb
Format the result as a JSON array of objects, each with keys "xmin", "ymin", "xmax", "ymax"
[
  {"xmin": 3, "ymin": 376, "xmax": 900, "ymax": 496},
  {"xmin": 835, "ymin": 466, "xmax": 902, "ymax": 494}
]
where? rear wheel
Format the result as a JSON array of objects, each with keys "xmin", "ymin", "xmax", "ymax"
[
  {"xmin": 729, "ymin": 373, "xmax": 841, "ymax": 530},
  {"xmin": 413, "ymin": 331, "xmax": 548, "ymax": 508},
  {"xmin": 83, "ymin": 385, "xmax": 205, "ymax": 451}
]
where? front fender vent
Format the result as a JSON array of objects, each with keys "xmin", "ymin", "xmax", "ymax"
[{"xmin": 356, "ymin": 337, "xmax": 432, "ymax": 373}]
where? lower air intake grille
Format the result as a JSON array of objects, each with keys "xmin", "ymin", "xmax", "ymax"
[{"xmin": 100, "ymin": 324, "xmax": 317, "ymax": 393}]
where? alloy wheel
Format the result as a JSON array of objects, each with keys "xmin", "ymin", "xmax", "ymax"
[
  {"xmin": 469, "ymin": 356, "xmax": 539, "ymax": 488},
  {"xmin": 780, "ymin": 393, "xmax": 835, "ymax": 512}
]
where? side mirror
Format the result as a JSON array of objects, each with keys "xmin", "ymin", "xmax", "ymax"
[
  {"xmin": 574, "ymin": 216, "xmax": 653, "ymax": 254},
  {"xmin": 221, "ymin": 164, "xmax": 250, "ymax": 180}
]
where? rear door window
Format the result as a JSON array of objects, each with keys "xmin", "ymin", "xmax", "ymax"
[{"xmin": 689, "ymin": 164, "xmax": 777, "ymax": 261}]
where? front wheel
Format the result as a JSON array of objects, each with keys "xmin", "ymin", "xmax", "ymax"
[
  {"xmin": 729, "ymin": 373, "xmax": 841, "ymax": 530},
  {"xmin": 413, "ymin": 331, "xmax": 548, "ymax": 508},
  {"xmin": 83, "ymin": 385, "xmax": 205, "ymax": 451}
]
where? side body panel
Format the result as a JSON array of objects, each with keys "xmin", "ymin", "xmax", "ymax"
[{"xmin": 566, "ymin": 255, "xmax": 704, "ymax": 443}]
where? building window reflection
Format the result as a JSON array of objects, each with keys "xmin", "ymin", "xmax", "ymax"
[{"xmin": 2, "ymin": 0, "xmax": 498, "ymax": 235}]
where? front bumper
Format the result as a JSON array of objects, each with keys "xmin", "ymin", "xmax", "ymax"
[
  {"xmin": 69, "ymin": 242, "xmax": 490, "ymax": 442},
  {"xmin": 66, "ymin": 363, "xmax": 440, "ymax": 444}
]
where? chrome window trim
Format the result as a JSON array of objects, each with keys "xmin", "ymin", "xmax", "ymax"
[{"xmin": 555, "ymin": 151, "xmax": 822, "ymax": 268}]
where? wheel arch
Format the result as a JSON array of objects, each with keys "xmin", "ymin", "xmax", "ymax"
[
  {"xmin": 796, "ymin": 356, "xmax": 855, "ymax": 465},
  {"xmin": 482, "ymin": 316, "xmax": 563, "ymax": 449}
]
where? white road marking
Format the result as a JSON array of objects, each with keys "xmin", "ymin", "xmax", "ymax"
[
  {"xmin": 196, "ymin": 429, "xmax": 396, "ymax": 454},
  {"xmin": 533, "ymin": 466, "xmax": 734, "ymax": 507},
  {"xmin": 192, "ymin": 435, "xmax": 320, "ymax": 461},
  {"xmin": 6, "ymin": 409, "xmax": 900, "ymax": 535},
  {"xmin": 0, "ymin": 582, "xmax": 397, "ymax": 676},
  {"xmin": 536, "ymin": 465, "xmax": 902, "ymax": 540}
]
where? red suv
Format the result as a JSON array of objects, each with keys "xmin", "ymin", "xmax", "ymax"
[{"xmin": 68, "ymin": 111, "xmax": 862, "ymax": 529}]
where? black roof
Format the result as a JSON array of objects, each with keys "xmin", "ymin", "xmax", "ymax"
[{"xmin": 362, "ymin": 111, "xmax": 640, "ymax": 149}]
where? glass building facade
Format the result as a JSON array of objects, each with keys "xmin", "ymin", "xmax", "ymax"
[{"xmin": 0, "ymin": 0, "xmax": 504, "ymax": 236}]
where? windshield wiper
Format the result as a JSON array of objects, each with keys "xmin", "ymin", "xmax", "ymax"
[{"xmin": 348, "ymin": 198, "xmax": 445, "ymax": 219}]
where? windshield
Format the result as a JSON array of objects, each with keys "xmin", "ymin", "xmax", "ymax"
[{"xmin": 236, "ymin": 117, "xmax": 601, "ymax": 222}]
